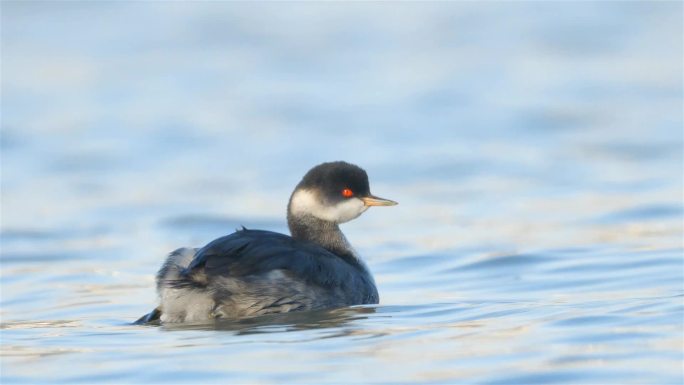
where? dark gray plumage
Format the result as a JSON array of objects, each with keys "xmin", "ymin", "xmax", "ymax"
[{"xmin": 136, "ymin": 161, "xmax": 396, "ymax": 324}]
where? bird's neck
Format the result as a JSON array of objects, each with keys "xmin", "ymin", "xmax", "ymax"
[{"xmin": 287, "ymin": 213, "xmax": 357, "ymax": 261}]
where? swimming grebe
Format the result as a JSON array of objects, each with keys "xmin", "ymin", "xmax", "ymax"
[{"xmin": 136, "ymin": 161, "xmax": 397, "ymax": 324}]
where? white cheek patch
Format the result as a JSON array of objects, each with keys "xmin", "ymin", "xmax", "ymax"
[
  {"xmin": 290, "ymin": 189, "xmax": 368, "ymax": 223},
  {"xmin": 333, "ymin": 197, "xmax": 368, "ymax": 223}
]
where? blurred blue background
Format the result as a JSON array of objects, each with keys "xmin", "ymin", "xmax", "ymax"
[{"xmin": 1, "ymin": 2, "xmax": 682, "ymax": 384}]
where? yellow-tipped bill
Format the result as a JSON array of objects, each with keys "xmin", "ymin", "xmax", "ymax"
[{"xmin": 361, "ymin": 195, "xmax": 398, "ymax": 207}]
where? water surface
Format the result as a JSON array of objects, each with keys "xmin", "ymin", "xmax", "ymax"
[{"xmin": 1, "ymin": 2, "xmax": 683, "ymax": 384}]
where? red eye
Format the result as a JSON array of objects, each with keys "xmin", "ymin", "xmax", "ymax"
[{"xmin": 341, "ymin": 188, "xmax": 354, "ymax": 198}]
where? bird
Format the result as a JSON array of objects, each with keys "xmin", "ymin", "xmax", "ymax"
[{"xmin": 136, "ymin": 161, "xmax": 397, "ymax": 324}]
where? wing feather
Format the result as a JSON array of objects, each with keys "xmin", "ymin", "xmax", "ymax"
[{"xmin": 179, "ymin": 229, "xmax": 375, "ymax": 303}]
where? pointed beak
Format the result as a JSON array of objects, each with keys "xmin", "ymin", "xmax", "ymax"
[{"xmin": 361, "ymin": 195, "xmax": 398, "ymax": 207}]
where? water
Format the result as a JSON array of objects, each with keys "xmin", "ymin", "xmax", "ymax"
[{"xmin": 1, "ymin": 2, "xmax": 682, "ymax": 384}]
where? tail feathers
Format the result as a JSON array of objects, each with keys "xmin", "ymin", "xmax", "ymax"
[
  {"xmin": 156, "ymin": 248, "xmax": 198, "ymax": 291},
  {"xmin": 136, "ymin": 247, "xmax": 198, "ymax": 325},
  {"xmin": 133, "ymin": 307, "xmax": 162, "ymax": 325}
]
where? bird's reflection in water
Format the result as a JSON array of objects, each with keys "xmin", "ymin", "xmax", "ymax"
[{"xmin": 158, "ymin": 306, "xmax": 378, "ymax": 335}]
